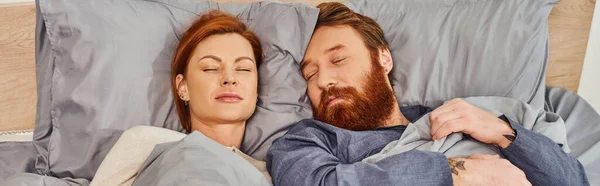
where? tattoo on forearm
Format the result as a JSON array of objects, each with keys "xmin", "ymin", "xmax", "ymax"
[
  {"xmin": 503, "ymin": 131, "xmax": 516, "ymax": 142},
  {"xmin": 448, "ymin": 158, "xmax": 466, "ymax": 175}
]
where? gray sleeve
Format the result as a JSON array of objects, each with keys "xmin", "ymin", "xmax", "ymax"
[
  {"xmin": 266, "ymin": 120, "xmax": 453, "ymax": 186},
  {"xmin": 500, "ymin": 115, "xmax": 590, "ymax": 186}
]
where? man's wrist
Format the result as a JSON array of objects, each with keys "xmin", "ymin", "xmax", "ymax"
[
  {"xmin": 448, "ymin": 158, "xmax": 466, "ymax": 185},
  {"xmin": 495, "ymin": 118, "xmax": 516, "ymax": 148},
  {"xmin": 497, "ymin": 135, "xmax": 514, "ymax": 148}
]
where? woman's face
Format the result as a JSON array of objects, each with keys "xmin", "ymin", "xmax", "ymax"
[{"xmin": 177, "ymin": 33, "xmax": 258, "ymax": 126}]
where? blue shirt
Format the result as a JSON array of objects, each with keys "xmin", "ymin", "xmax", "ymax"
[{"xmin": 267, "ymin": 105, "xmax": 589, "ymax": 186}]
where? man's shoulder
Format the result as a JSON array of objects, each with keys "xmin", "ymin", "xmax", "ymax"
[
  {"xmin": 270, "ymin": 119, "xmax": 341, "ymax": 147},
  {"xmin": 283, "ymin": 119, "xmax": 371, "ymax": 141},
  {"xmin": 286, "ymin": 119, "xmax": 338, "ymax": 135}
]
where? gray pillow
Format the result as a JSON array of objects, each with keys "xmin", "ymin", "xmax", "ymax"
[
  {"xmin": 344, "ymin": 0, "xmax": 557, "ymax": 109},
  {"xmin": 35, "ymin": 0, "xmax": 316, "ymax": 180}
]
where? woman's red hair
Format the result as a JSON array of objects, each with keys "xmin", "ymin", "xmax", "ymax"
[{"xmin": 171, "ymin": 10, "xmax": 263, "ymax": 132}]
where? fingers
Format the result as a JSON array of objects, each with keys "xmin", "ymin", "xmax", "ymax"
[
  {"xmin": 432, "ymin": 119, "xmax": 465, "ymax": 140},
  {"xmin": 430, "ymin": 99, "xmax": 462, "ymax": 118},
  {"xmin": 467, "ymin": 154, "xmax": 500, "ymax": 160},
  {"xmin": 430, "ymin": 99, "xmax": 464, "ymax": 137},
  {"xmin": 430, "ymin": 98, "xmax": 475, "ymax": 140},
  {"xmin": 430, "ymin": 111, "xmax": 462, "ymax": 137}
]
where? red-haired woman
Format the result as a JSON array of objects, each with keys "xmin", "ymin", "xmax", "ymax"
[
  {"xmin": 91, "ymin": 10, "xmax": 269, "ymax": 185},
  {"xmin": 170, "ymin": 9, "xmax": 269, "ymax": 178}
]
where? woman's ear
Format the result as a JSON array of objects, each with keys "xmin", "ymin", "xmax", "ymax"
[
  {"xmin": 378, "ymin": 48, "xmax": 393, "ymax": 75},
  {"xmin": 176, "ymin": 74, "xmax": 189, "ymax": 101}
]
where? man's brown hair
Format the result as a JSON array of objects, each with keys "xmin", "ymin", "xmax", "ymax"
[{"xmin": 316, "ymin": 2, "xmax": 388, "ymax": 57}]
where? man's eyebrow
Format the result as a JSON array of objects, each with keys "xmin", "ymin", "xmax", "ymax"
[
  {"xmin": 198, "ymin": 55, "xmax": 222, "ymax": 63},
  {"xmin": 301, "ymin": 44, "xmax": 346, "ymax": 72},
  {"xmin": 235, "ymin": 56, "xmax": 255, "ymax": 64},
  {"xmin": 324, "ymin": 44, "xmax": 345, "ymax": 54}
]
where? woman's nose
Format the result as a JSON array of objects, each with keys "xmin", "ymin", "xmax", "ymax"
[{"xmin": 221, "ymin": 71, "xmax": 238, "ymax": 87}]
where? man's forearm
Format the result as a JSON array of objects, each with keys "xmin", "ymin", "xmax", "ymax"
[
  {"xmin": 500, "ymin": 116, "xmax": 589, "ymax": 185},
  {"xmin": 448, "ymin": 158, "xmax": 466, "ymax": 176},
  {"xmin": 269, "ymin": 149, "xmax": 454, "ymax": 186}
]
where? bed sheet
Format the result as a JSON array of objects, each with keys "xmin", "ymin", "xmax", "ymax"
[{"xmin": 545, "ymin": 86, "xmax": 600, "ymax": 185}]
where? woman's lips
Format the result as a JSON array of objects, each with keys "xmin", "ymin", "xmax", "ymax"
[{"xmin": 215, "ymin": 92, "xmax": 243, "ymax": 103}]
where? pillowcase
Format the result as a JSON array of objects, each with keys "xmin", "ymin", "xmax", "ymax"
[
  {"xmin": 343, "ymin": 0, "xmax": 557, "ymax": 109},
  {"xmin": 90, "ymin": 126, "xmax": 186, "ymax": 186},
  {"xmin": 35, "ymin": 0, "xmax": 317, "ymax": 179}
]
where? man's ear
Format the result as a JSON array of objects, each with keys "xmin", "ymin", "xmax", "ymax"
[
  {"xmin": 378, "ymin": 48, "xmax": 393, "ymax": 74},
  {"xmin": 176, "ymin": 74, "xmax": 189, "ymax": 101}
]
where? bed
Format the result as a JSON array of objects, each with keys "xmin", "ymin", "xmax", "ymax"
[
  {"xmin": 0, "ymin": 0, "xmax": 595, "ymax": 133},
  {"xmin": 0, "ymin": 0, "xmax": 598, "ymax": 185}
]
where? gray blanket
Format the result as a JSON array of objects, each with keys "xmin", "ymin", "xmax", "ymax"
[
  {"xmin": 545, "ymin": 87, "xmax": 600, "ymax": 185},
  {"xmin": 131, "ymin": 131, "xmax": 271, "ymax": 186},
  {"xmin": 2, "ymin": 88, "xmax": 598, "ymax": 185},
  {"xmin": 363, "ymin": 96, "xmax": 571, "ymax": 163}
]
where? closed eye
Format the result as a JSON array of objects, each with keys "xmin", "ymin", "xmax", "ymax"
[
  {"xmin": 333, "ymin": 57, "xmax": 347, "ymax": 64},
  {"xmin": 237, "ymin": 68, "xmax": 252, "ymax": 72},
  {"xmin": 203, "ymin": 69, "xmax": 217, "ymax": 72},
  {"xmin": 306, "ymin": 71, "xmax": 317, "ymax": 80}
]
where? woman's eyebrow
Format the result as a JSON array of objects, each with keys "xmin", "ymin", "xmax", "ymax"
[
  {"xmin": 197, "ymin": 55, "xmax": 254, "ymax": 64},
  {"xmin": 197, "ymin": 55, "xmax": 222, "ymax": 63},
  {"xmin": 235, "ymin": 56, "xmax": 255, "ymax": 64}
]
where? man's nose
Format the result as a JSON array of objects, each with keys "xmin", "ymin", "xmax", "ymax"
[{"xmin": 317, "ymin": 69, "xmax": 337, "ymax": 91}]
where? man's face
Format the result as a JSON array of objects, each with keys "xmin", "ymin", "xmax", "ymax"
[{"xmin": 301, "ymin": 25, "xmax": 395, "ymax": 130}]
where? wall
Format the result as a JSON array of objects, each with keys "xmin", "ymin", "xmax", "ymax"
[
  {"xmin": 579, "ymin": 0, "xmax": 600, "ymax": 113},
  {"xmin": 0, "ymin": 0, "xmax": 32, "ymax": 4}
]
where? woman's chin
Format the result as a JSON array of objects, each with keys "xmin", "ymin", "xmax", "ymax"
[
  {"xmin": 212, "ymin": 102, "xmax": 251, "ymax": 110},
  {"xmin": 212, "ymin": 109, "xmax": 253, "ymax": 122}
]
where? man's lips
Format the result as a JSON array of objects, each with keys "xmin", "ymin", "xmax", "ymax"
[
  {"xmin": 326, "ymin": 96, "xmax": 344, "ymax": 108},
  {"xmin": 215, "ymin": 92, "xmax": 243, "ymax": 103}
]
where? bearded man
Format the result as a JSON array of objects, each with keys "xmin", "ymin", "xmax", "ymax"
[{"xmin": 266, "ymin": 2, "xmax": 588, "ymax": 186}]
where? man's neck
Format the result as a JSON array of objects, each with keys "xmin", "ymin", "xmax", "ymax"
[{"xmin": 382, "ymin": 102, "xmax": 410, "ymax": 127}]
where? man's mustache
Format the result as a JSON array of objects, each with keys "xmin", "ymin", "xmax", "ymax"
[{"xmin": 319, "ymin": 87, "xmax": 359, "ymax": 107}]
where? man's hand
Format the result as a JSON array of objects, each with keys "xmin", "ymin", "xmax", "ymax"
[
  {"xmin": 430, "ymin": 98, "xmax": 515, "ymax": 148},
  {"xmin": 450, "ymin": 154, "xmax": 531, "ymax": 186}
]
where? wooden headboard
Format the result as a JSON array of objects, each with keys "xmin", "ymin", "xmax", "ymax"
[
  {"xmin": 0, "ymin": 3, "xmax": 37, "ymax": 132},
  {"xmin": 0, "ymin": 0, "xmax": 595, "ymax": 132}
]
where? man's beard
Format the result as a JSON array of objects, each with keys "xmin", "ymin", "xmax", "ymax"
[{"xmin": 313, "ymin": 56, "xmax": 396, "ymax": 131}]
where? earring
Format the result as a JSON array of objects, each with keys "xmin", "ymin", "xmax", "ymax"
[{"xmin": 179, "ymin": 95, "xmax": 189, "ymax": 106}]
